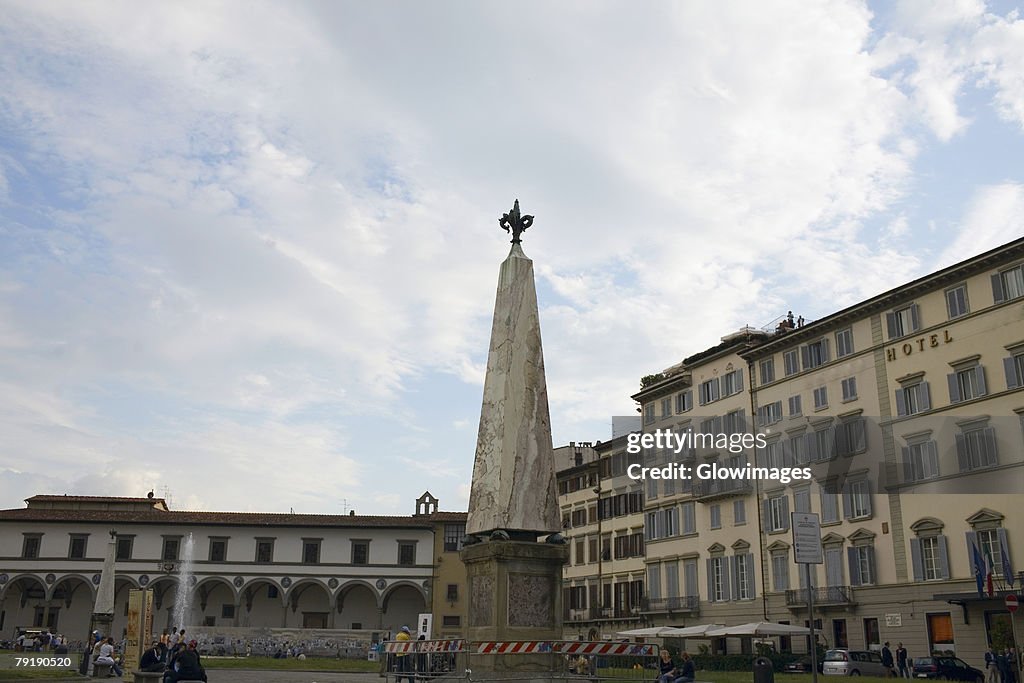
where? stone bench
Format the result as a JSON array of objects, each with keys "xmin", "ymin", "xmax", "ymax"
[{"xmin": 93, "ymin": 663, "xmax": 112, "ymax": 677}]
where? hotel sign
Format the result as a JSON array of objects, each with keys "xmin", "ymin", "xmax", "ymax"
[{"xmin": 886, "ymin": 330, "xmax": 953, "ymax": 361}]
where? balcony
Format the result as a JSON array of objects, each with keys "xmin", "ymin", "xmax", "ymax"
[
  {"xmin": 785, "ymin": 586, "xmax": 855, "ymax": 607},
  {"xmin": 692, "ymin": 478, "xmax": 752, "ymax": 502},
  {"xmin": 641, "ymin": 595, "xmax": 700, "ymax": 615},
  {"xmin": 565, "ymin": 606, "xmax": 644, "ymax": 622}
]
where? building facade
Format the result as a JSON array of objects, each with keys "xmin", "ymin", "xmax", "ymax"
[{"xmin": 0, "ymin": 492, "xmax": 467, "ymax": 644}]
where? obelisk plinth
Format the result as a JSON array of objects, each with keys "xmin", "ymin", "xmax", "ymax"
[{"xmin": 462, "ymin": 201, "xmax": 567, "ymax": 676}]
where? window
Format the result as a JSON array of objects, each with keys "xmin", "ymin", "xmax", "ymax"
[
  {"xmin": 398, "ymin": 541, "xmax": 416, "ymax": 566},
  {"xmin": 957, "ymin": 422, "xmax": 998, "ymax": 471},
  {"xmin": 681, "ymin": 502, "xmax": 696, "ymax": 535},
  {"xmin": 675, "ymin": 390, "xmax": 692, "ymax": 413},
  {"xmin": 864, "ymin": 617, "xmax": 881, "ymax": 648},
  {"xmin": 162, "ymin": 537, "xmax": 180, "ymax": 561},
  {"xmin": 895, "ymin": 381, "xmax": 931, "ymax": 416},
  {"xmin": 849, "ymin": 545, "xmax": 876, "ymax": 586},
  {"xmin": 710, "ymin": 504, "xmax": 721, "ymax": 529},
  {"xmin": 443, "ymin": 523, "xmax": 465, "ymax": 552},
  {"xmin": 760, "ymin": 358, "xmax": 776, "ymax": 384},
  {"xmin": 351, "ymin": 540, "xmax": 369, "ymax": 565},
  {"xmin": 887, "ymin": 304, "xmax": 921, "ymax": 339},
  {"xmin": 993, "ymin": 264, "xmax": 1024, "ymax": 303},
  {"xmin": 588, "ymin": 538, "xmax": 598, "ymax": 563},
  {"xmin": 835, "ymin": 416, "xmax": 867, "ymax": 456},
  {"xmin": 946, "ymin": 284, "xmax": 969, "ymax": 319},
  {"xmin": 302, "ymin": 539, "xmax": 321, "ymax": 564},
  {"xmin": 813, "ymin": 386, "xmax": 828, "ymax": 410},
  {"xmin": 255, "ymin": 539, "xmax": 274, "ymax": 563},
  {"xmin": 661, "ymin": 397, "xmax": 673, "ymax": 418},
  {"xmin": 757, "ymin": 401, "xmax": 783, "ymax": 427},
  {"xmin": 709, "ymin": 556, "xmax": 728, "ymax": 602},
  {"xmin": 648, "ymin": 565, "xmax": 662, "ymax": 600},
  {"xmin": 844, "ymin": 480, "xmax": 872, "ymax": 519},
  {"xmin": 949, "ymin": 364, "xmax": 987, "ymax": 403},
  {"xmin": 734, "ymin": 499, "xmax": 746, "ymax": 525},
  {"xmin": 1004, "ymin": 350, "xmax": 1024, "ymax": 390},
  {"xmin": 442, "ymin": 615, "xmax": 461, "ymax": 628},
  {"xmin": 802, "ymin": 338, "xmax": 831, "ymax": 370},
  {"xmin": 911, "ymin": 534, "xmax": 950, "ymax": 581},
  {"xmin": 794, "ymin": 488, "xmax": 811, "ymax": 514},
  {"xmin": 22, "ymin": 534, "xmax": 42, "ymax": 559},
  {"xmin": 788, "ymin": 433, "xmax": 808, "ymax": 465},
  {"xmin": 788, "ymin": 395, "xmax": 802, "ymax": 416},
  {"xmin": 766, "ymin": 495, "xmax": 790, "ymax": 532},
  {"xmin": 811, "ymin": 427, "xmax": 835, "ymax": 462},
  {"xmin": 698, "ymin": 378, "xmax": 721, "ymax": 405},
  {"xmin": 820, "ymin": 489, "xmax": 839, "ymax": 524},
  {"xmin": 903, "ymin": 440, "xmax": 939, "ymax": 481},
  {"xmin": 976, "ymin": 529, "xmax": 1006, "ymax": 577},
  {"xmin": 722, "ymin": 369, "xmax": 744, "ymax": 397},
  {"xmin": 446, "ymin": 584, "xmax": 459, "ymax": 602},
  {"xmin": 763, "ymin": 440, "xmax": 782, "ymax": 469},
  {"xmin": 115, "ymin": 536, "xmax": 134, "ymax": 561},
  {"xmin": 841, "ymin": 377, "xmax": 857, "ymax": 402},
  {"xmin": 835, "ymin": 328, "xmax": 854, "ymax": 358},
  {"xmin": 735, "ymin": 554, "xmax": 754, "ymax": 600},
  {"xmin": 69, "ymin": 534, "xmax": 88, "ymax": 560},
  {"xmin": 209, "ymin": 538, "xmax": 227, "ymax": 563},
  {"xmin": 784, "ymin": 350, "xmax": 800, "ymax": 376},
  {"xmin": 723, "ymin": 409, "xmax": 745, "ymax": 436},
  {"xmin": 772, "ymin": 553, "xmax": 790, "ymax": 591},
  {"xmin": 665, "ymin": 561, "xmax": 680, "ymax": 599},
  {"xmin": 221, "ymin": 604, "xmax": 235, "ymax": 619}
]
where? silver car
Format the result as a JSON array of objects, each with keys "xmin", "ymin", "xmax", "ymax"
[{"xmin": 823, "ymin": 649, "xmax": 892, "ymax": 676}]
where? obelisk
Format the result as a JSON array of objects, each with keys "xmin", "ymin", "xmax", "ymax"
[
  {"xmin": 82, "ymin": 530, "xmax": 116, "ymax": 675},
  {"xmin": 462, "ymin": 201, "xmax": 567, "ymax": 675}
]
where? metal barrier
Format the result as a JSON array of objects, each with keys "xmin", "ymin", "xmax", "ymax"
[{"xmin": 381, "ymin": 639, "xmax": 660, "ymax": 682}]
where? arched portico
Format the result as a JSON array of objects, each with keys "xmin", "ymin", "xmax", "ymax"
[
  {"xmin": 337, "ymin": 581, "xmax": 380, "ymax": 630},
  {"xmin": 193, "ymin": 577, "xmax": 237, "ymax": 628},
  {"xmin": 381, "ymin": 581, "xmax": 427, "ymax": 633},
  {"xmin": 284, "ymin": 579, "xmax": 331, "ymax": 628},
  {"xmin": 238, "ymin": 579, "xmax": 284, "ymax": 628}
]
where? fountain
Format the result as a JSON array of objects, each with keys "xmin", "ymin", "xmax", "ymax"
[{"xmin": 171, "ymin": 533, "xmax": 196, "ymax": 631}]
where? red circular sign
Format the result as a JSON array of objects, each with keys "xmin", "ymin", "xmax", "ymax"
[{"xmin": 1007, "ymin": 595, "xmax": 1019, "ymax": 613}]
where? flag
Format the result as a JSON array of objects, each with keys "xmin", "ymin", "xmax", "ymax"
[
  {"xmin": 984, "ymin": 547, "xmax": 995, "ymax": 597},
  {"xmin": 1002, "ymin": 545, "xmax": 1015, "ymax": 588},
  {"xmin": 972, "ymin": 542, "xmax": 986, "ymax": 598}
]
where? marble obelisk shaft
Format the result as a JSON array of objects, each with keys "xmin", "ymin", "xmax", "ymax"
[{"xmin": 467, "ymin": 243, "xmax": 560, "ymax": 537}]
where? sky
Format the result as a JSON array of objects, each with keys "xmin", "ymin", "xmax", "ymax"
[{"xmin": 2, "ymin": 1, "xmax": 1024, "ymax": 516}]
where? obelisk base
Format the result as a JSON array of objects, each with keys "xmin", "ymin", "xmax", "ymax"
[{"xmin": 462, "ymin": 541, "xmax": 568, "ymax": 677}]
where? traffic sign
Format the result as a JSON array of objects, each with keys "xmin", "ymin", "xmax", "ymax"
[
  {"xmin": 792, "ymin": 512, "xmax": 823, "ymax": 564},
  {"xmin": 1007, "ymin": 594, "xmax": 1019, "ymax": 613}
]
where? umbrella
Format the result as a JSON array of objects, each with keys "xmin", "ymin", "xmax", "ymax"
[
  {"xmin": 661, "ymin": 624, "xmax": 726, "ymax": 637},
  {"xmin": 704, "ymin": 622, "xmax": 823, "ymax": 637},
  {"xmin": 615, "ymin": 626, "xmax": 683, "ymax": 637}
]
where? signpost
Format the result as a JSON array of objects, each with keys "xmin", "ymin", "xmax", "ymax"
[
  {"xmin": 793, "ymin": 512, "xmax": 823, "ymax": 683},
  {"xmin": 1007, "ymin": 595, "xmax": 1021, "ymax": 683},
  {"xmin": 1006, "ymin": 594, "xmax": 1018, "ymax": 613}
]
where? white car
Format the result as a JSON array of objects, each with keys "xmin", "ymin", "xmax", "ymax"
[{"xmin": 822, "ymin": 649, "xmax": 892, "ymax": 676}]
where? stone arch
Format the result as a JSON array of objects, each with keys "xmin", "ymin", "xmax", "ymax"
[
  {"xmin": 46, "ymin": 573, "xmax": 95, "ymax": 603},
  {"xmin": 284, "ymin": 579, "xmax": 331, "ymax": 629},
  {"xmin": 0, "ymin": 574, "xmax": 49, "ymax": 635},
  {"xmin": 238, "ymin": 579, "xmax": 285, "ymax": 628},
  {"xmin": 381, "ymin": 581, "xmax": 427, "ymax": 633},
  {"xmin": 193, "ymin": 576, "xmax": 237, "ymax": 627},
  {"xmin": 1, "ymin": 573, "xmax": 48, "ymax": 605},
  {"xmin": 336, "ymin": 580, "xmax": 380, "ymax": 631}
]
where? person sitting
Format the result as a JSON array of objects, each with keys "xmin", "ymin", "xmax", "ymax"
[
  {"xmin": 163, "ymin": 641, "xmax": 206, "ymax": 683},
  {"xmin": 673, "ymin": 652, "xmax": 695, "ymax": 683},
  {"xmin": 96, "ymin": 636, "xmax": 123, "ymax": 677},
  {"xmin": 657, "ymin": 649, "xmax": 678, "ymax": 683},
  {"xmin": 140, "ymin": 641, "xmax": 165, "ymax": 673}
]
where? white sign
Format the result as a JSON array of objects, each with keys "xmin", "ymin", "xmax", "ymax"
[
  {"xmin": 417, "ymin": 613, "xmax": 433, "ymax": 639},
  {"xmin": 792, "ymin": 512, "xmax": 823, "ymax": 564},
  {"xmin": 885, "ymin": 613, "xmax": 903, "ymax": 627}
]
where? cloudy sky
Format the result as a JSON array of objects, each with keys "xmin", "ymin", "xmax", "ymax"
[{"xmin": 2, "ymin": 1, "xmax": 1023, "ymax": 515}]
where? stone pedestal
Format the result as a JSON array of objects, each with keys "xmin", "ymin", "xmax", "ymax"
[{"xmin": 462, "ymin": 540, "xmax": 568, "ymax": 675}]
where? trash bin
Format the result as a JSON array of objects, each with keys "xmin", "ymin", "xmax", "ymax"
[{"xmin": 754, "ymin": 656, "xmax": 775, "ymax": 683}]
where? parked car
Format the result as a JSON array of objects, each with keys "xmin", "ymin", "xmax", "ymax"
[
  {"xmin": 822, "ymin": 649, "xmax": 892, "ymax": 676},
  {"xmin": 783, "ymin": 657, "xmax": 823, "ymax": 674},
  {"xmin": 912, "ymin": 656, "xmax": 984, "ymax": 682}
]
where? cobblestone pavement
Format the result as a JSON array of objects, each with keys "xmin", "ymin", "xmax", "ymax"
[{"xmin": 198, "ymin": 670, "xmax": 382, "ymax": 683}]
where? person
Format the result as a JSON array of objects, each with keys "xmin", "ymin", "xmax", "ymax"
[
  {"xmin": 164, "ymin": 640, "xmax": 206, "ymax": 683},
  {"xmin": 395, "ymin": 625, "xmax": 414, "ymax": 683},
  {"xmin": 896, "ymin": 643, "xmax": 910, "ymax": 679},
  {"xmin": 140, "ymin": 641, "xmax": 165, "ymax": 673},
  {"xmin": 674, "ymin": 652, "xmax": 696, "ymax": 683},
  {"xmin": 881, "ymin": 642, "xmax": 895, "ymax": 677},
  {"xmin": 657, "ymin": 649, "xmax": 678, "ymax": 683},
  {"xmin": 160, "ymin": 629, "xmax": 171, "ymax": 648},
  {"xmin": 997, "ymin": 650, "xmax": 1011, "ymax": 683},
  {"xmin": 987, "ymin": 646, "xmax": 1002, "ymax": 683},
  {"xmin": 96, "ymin": 636, "xmax": 123, "ymax": 677},
  {"xmin": 574, "ymin": 653, "xmax": 590, "ymax": 675}
]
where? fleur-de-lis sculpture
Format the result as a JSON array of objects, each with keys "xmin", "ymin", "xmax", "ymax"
[{"xmin": 499, "ymin": 199, "xmax": 534, "ymax": 244}]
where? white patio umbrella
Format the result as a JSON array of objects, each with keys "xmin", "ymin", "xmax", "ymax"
[
  {"xmin": 704, "ymin": 622, "xmax": 823, "ymax": 637},
  {"xmin": 615, "ymin": 626, "xmax": 684, "ymax": 637},
  {"xmin": 661, "ymin": 624, "xmax": 726, "ymax": 637}
]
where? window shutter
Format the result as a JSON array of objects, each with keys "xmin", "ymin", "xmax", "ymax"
[
  {"xmin": 780, "ymin": 497, "xmax": 790, "ymax": 532},
  {"xmin": 993, "ymin": 273, "xmax": 1006, "ymax": 304},
  {"xmin": 736, "ymin": 371, "xmax": 744, "ymax": 392},
  {"xmin": 722, "ymin": 557, "xmax": 732, "ymax": 601},
  {"xmin": 822, "ymin": 338, "xmax": 831, "ymax": 363},
  {"xmin": 848, "ymin": 547, "xmax": 862, "ymax": 586},
  {"xmin": 998, "ymin": 529, "xmax": 1013, "ymax": 578},
  {"xmin": 983, "ymin": 427, "xmax": 998, "ymax": 466},
  {"xmin": 966, "ymin": 531, "xmax": 979, "ymax": 575},
  {"xmin": 842, "ymin": 490, "xmax": 853, "ymax": 520},
  {"xmin": 910, "ymin": 304, "xmax": 921, "ymax": 332},
  {"xmin": 866, "ymin": 547, "xmax": 876, "ymax": 583},
  {"xmin": 937, "ymin": 535, "xmax": 950, "ymax": 580},
  {"xmin": 948, "ymin": 373, "xmax": 961, "ymax": 403},
  {"xmin": 886, "ymin": 312, "xmax": 897, "ymax": 339},
  {"xmin": 913, "ymin": 540, "xmax": 929, "ymax": 581},
  {"xmin": 895, "ymin": 389, "xmax": 906, "ymax": 416},
  {"xmin": 706, "ymin": 558, "xmax": 714, "ymax": 602},
  {"xmin": 919, "ymin": 382, "xmax": 931, "ymax": 411},
  {"xmin": 747, "ymin": 554, "xmax": 757, "ymax": 599},
  {"xmin": 756, "ymin": 406, "xmax": 766, "ymax": 427},
  {"xmin": 712, "ymin": 378, "xmax": 720, "ymax": 401},
  {"xmin": 955, "ymin": 433, "xmax": 968, "ymax": 471},
  {"xmin": 864, "ymin": 480, "xmax": 873, "ymax": 516},
  {"xmin": 902, "ymin": 446, "xmax": 914, "ymax": 482},
  {"xmin": 730, "ymin": 555, "xmax": 740, "ymax": 600},
  {"xmin": 737, "ymin": 409, "xmax": 745, "ymax": 433},
  {"xmin": 1005, "ymin": 357, "xmax": 1020, "ymax": 390},
  {"xmin": 763, "ymin": 499, "xmax": 772, "ymax": 530},
  {"xmin": 977, "ymin": 367, "xmax": 987, "ymax": 396},
  {"xmin": 801, "ymin": 346, "xmax": 811, "ymax": 370}
]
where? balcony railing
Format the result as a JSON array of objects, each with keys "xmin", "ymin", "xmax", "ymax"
[
  {"xmin": 785, "ymin": 586, "xmax": 855, "ymax": 606},
  {"xmin": 692, "ymin": 478, "xmax": 752, "ymax": 501},
  {"xmin": 641, "ymin": 595, "xmax": 700, "ymax": 614},
  {"xmin": 565, "ymin": 606, "xmax": 644, "ymax": 622}
]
